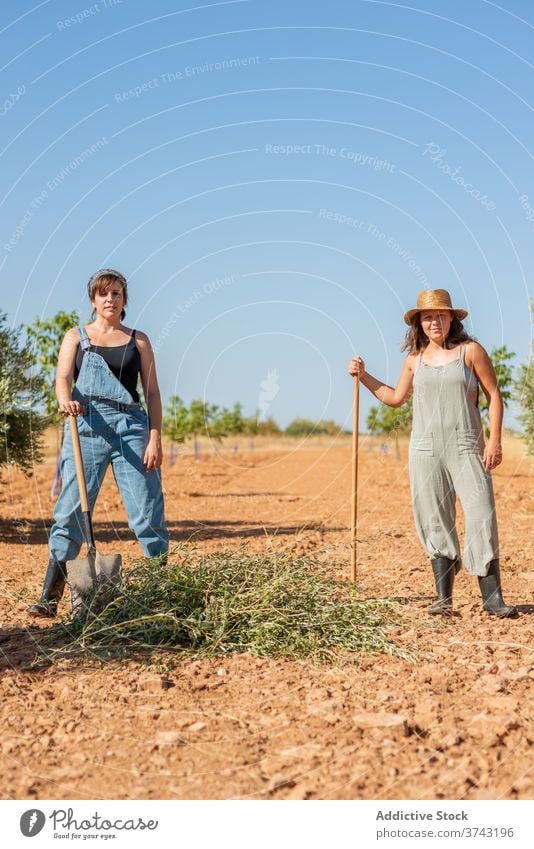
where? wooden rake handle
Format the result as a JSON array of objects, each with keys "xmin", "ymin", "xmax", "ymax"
[{"xmin": 351, "ymin": 376, "xmax": 360, "ymax": 584}]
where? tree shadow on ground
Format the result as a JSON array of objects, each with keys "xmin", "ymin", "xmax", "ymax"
[
  {"xmin": 185, "ymin": 491, "xmax": 299, "ymax": 498},
  {"xmin": 0, "ymin": 626, "xmax": 60, "ymax": 674},
  {"xmin": 364, "ymin": 595, "xmax": 533, "ymax": 618},
  {"xmin": 0, "ymin": 518, "xmax": 344, "ymax": 545},
  {"xmin": 0, "ymin": 518, "xmax": 50, "ymax": 545},
  {"xmin": 361, "ymin": 594, "xmax": 434, "ymax": 604}
]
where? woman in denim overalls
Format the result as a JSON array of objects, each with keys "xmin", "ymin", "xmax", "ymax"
[
  {"xmin": 28, "ymin": 269, "xmax": 169, "ymax": 617},
  {"xmin": 348, "ymin": 289, "xmax": 517, "ymax": 618}
]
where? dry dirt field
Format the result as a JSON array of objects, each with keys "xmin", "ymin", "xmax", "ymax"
[{"xmin": 0, "ymin": 432, "xmax": 532, "ymax": 801}]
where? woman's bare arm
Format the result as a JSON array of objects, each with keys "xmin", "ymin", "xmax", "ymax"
[
  {"xmin": 55, "ymin": 328, "xmax": 84, "ymax": 415},
  {"xmin": 348, "ymin": 354, "xmax": 416, "ymax": 408},
  {"xmin": 136, "ymin": 331, "xmax": 163, "ymax": 469},
  {"xmin": 466, "ymin": 341, "xmax": 503, "ymax": 469}
]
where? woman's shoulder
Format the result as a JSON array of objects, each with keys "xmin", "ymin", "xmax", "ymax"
[
  {"xmin": 462, "ymin": 340, "xmax": 486, "ymax": 367},
  {"xmin": 405, "ymin": 350, "xmax": 421, "ymax": 372},
  {"xmin": 64, "ymin": 326, "xmax": 82, "ymax": 345},
  {"xmin": 131, "ymin": 330, "xmax": 155, "ymax": 357},
  {"xmin": 132, "ymin": 329, "xmax": 150, "ymax": 346}
]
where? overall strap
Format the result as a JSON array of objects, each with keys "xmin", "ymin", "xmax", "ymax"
[{"xmin": 77, "ymin": 326, "xmax": 92, "ymax": 352}]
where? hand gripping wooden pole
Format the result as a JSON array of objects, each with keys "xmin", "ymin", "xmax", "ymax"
[{"xmin": 351, "ymin": 376, "xmax": 360, "ymax": 584}]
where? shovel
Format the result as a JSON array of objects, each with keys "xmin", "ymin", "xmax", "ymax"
[{"xmin": 65, "ymin": 413, "xmax": 122, "ymax": 619}]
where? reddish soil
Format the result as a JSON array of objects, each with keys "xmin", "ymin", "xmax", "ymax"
[{"xmin": 0, "ymin": 433, "xmax": 532, "ymax": 800}]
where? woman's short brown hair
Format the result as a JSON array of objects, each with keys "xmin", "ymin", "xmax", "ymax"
[{"xmin": 87, "ymin": 269, "xmax": 128, "ymax": 320}]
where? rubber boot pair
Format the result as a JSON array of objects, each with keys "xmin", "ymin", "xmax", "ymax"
[
  {"xmin": 478, "ymin": 560, "xmax": 517, "ymax": 618},
  {"xmin": 428, "ymin": 557, "xmax": 517, "ymax": 618},
  {"xmin": 428, "ymin": 556, "xmax": 460, "ymax": 615},
  {"xmin": 27, "ymin": 558, "xmax": 67, "ymax": 618}
]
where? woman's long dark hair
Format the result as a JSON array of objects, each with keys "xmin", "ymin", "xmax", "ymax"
[{"xmin": 402, "ymin": 314, "xmax": 474, "ymax": 353}]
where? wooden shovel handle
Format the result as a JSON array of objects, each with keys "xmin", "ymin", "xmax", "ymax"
[
  {"xmin": 351, "ymin": 376, "xmax": 359, "ymax": 584},
  {"xmin": 69, "ymin": 414, "xmax": 90, "ymax": 514}
]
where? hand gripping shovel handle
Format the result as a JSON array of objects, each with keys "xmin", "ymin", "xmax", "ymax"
[{"xmin": 68, "ymin": 415, "xmax": 96, "ymax": 555}]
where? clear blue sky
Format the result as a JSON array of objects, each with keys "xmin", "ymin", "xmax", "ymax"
[{"xmin": 1, "ymin": 0, "xmax": 533, "ymax": 430}]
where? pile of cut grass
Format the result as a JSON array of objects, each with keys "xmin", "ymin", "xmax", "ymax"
[{"xmin": 47, "ymin": 547, "xmax": 409, "ymax": 664}]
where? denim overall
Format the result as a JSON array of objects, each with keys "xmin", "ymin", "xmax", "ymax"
[
  {"xmin": 49, "ymin": 327, "xmax": 169, "ymax": 561},
  {"xmin": 409, "ymin": 344, "xmax": 498, "ymax": 577}
]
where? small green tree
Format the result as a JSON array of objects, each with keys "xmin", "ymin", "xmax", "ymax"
[
  {"xmin": 367, "ymin": 397, "xmax": 413, "ymax": 436},
  {"xmin": 0, "ymin": 313, "xmax": 47, "ymax": 474},
  {"xmin": 162, "ymin": 395, "xmax": 190, "ymax": 444},
  {"xmin": 188, "ymin": 399, "xmax": 221, "ymax": 457},
  {"xmin": 163, "ymin": 397, "xmax": 236, "ymax": 459},
  {"xmin": 25, "ymin": 311, "xmax": 79, "ymax": 420},
  {"xmin": 213, "ymin": 403, "xmax": 245, "ymax": 439},
  {"xmin": 515, "ymin": 303, "xmax": 534, "ymax": 455},
  {"xmin": 479, "ymin": 345, "xmax": 515, "ymax": 435},
  {"xmin": 367, "ymin": 397, "xmax": 412, "ymax": 458}
]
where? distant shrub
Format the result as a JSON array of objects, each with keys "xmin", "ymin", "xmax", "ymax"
[
  {"xmin": 242, "ymin": 416, "xmax": 282, "ymax": 436},
  {"xmin": 285, "ymin": 418, "xmax": 343, "ymax": 437}
]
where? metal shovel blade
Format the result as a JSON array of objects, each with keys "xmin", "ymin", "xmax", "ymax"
[{"xmin": 67, "ymin": 550, "xmax": 122, "ymax": 620}]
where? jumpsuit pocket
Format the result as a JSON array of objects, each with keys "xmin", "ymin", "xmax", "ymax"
[
  {"xmin": 410, "ymin": 433, "xmax": 434, "ymax": 455},
  {"xmin": 126, "ymin": 407, "xmax": 148, "ymax": 428},
  {"xmin": 456, "ymin": 429, "xmax": 483, "ymax": 456},
  {"xmin": 124, "ymin": 407, "xmax": 149, "ymax": 441},
  {"xmin": 78, "ymin": 409, "xmax": 113, "ymax": 437}
]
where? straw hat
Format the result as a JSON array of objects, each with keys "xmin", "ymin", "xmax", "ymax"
[{"xmin": 403, "ymin": 289, "xmax": 468, "ymax": 325}]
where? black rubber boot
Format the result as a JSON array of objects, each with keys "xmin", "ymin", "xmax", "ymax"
[
  {"xmin": 478, "ymin": 560, "xmax": 518, "ymax": 618},
  {"xmin": 428, "ymin": 557, "xmax": 459, "ymax": 615},
  {"xmin": 27, "ymin": 559, "xmax": 67, "ymax": 618}
]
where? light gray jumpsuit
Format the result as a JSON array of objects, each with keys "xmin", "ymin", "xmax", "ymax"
[{"xmin": 409, "ymin": 344, "xmax": 498, "ymax": 577}]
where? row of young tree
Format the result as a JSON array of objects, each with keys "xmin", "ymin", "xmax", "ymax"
[
  {"xmin": 1, "ymin": 309, "xmax": 533, "ymax": 475},
  {"xmin": 163, "ymin": 396, "xmax": 347, "ymax": 441},
  {"xmin": 0, "ymin": 311, "xmax": 348, "ymax": 471}
]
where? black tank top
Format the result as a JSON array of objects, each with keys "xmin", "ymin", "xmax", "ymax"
[{"xmin": 74, "ymin": 330, "xmax": 141, "ymax": 403}]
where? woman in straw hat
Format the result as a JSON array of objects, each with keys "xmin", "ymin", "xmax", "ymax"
[
  {"xmin": 28, "ymin": 269, "xmax": 169, "ymax": 617},
  {"xmin": 348, "ymin": 289, "xmax": 517, "ymax": 618}
]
